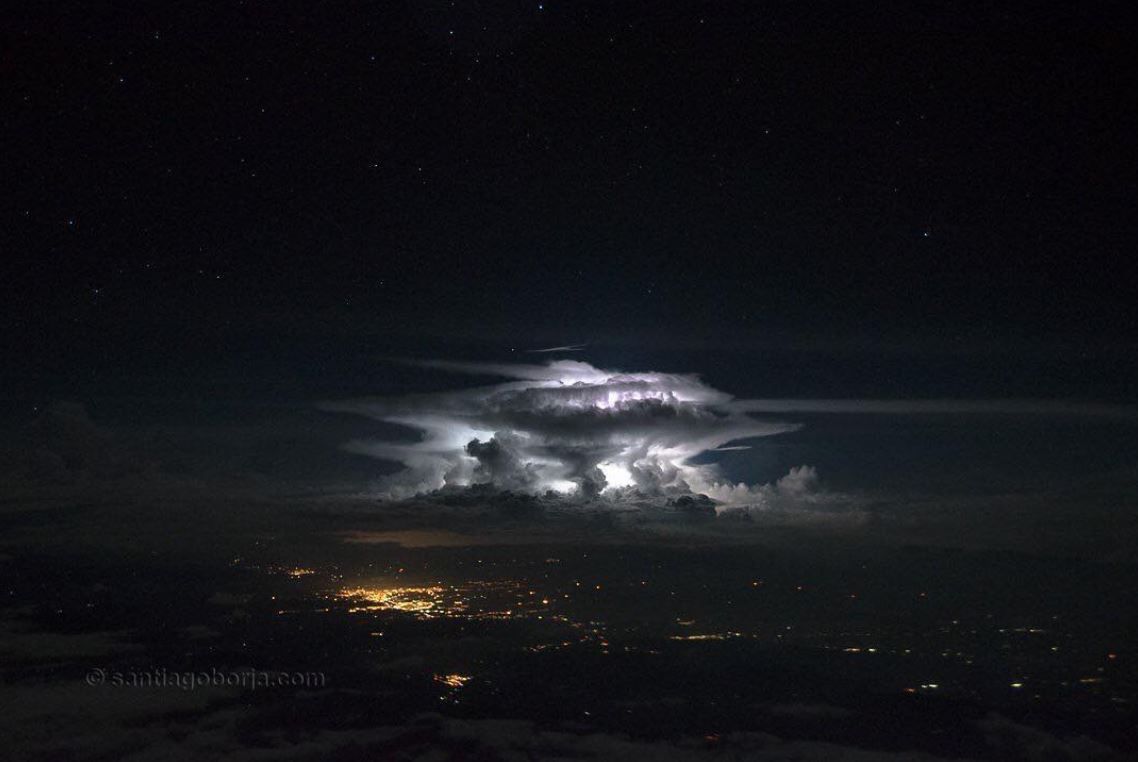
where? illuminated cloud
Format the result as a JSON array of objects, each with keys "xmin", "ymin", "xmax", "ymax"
[
  {"xmin": 320, "ymin": 360, "xmax": 804, "ymax": 503},
  {"xmin": 526, "ymin": 343, "xmax": 587, "ymax": 353},
  {"xmin": 322, "ymin": 359, "xmax": 1138, "ymax": 509}
]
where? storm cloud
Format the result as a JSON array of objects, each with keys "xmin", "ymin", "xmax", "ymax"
[
  {"xmin": 321, "ymin": 359, "xmax": 1138, "ymax": 517},
  {"xmin": 320, "ymin": 360, "xmax": 806, "ymax": 505}
]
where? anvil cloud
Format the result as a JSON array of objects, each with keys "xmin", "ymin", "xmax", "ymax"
[{"xmin": 321, "ymin": 360, "xmax": 806, "ymax": 504}]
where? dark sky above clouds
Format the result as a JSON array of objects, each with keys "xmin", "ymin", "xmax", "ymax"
[
  {"xmin": 2, "ymin": 2, "xmax": 1136, "ymax": 551},
  {"xmin": 2, "ymin": 1, "xmax": 1136, "ymax": 406},
  {"xmin": 3, "ymin": 1, "xmax": 1136, "ymax": 556}
]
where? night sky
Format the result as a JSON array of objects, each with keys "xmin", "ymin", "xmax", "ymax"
[{"xmin": 4, "ymin": 2, "xmax": 1136, "ymax": 403}]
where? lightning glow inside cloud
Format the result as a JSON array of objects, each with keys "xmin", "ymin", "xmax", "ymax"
[
  {"xmin": 321, "ymin": 360, "xmax": 806, "ymax": 505},
  {"xmin": 322, "ymin": 360, "xmax": 1138, "ymax": 512}
]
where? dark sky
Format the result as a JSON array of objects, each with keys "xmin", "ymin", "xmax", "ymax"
[{"xmin": 4, "ymin": 1, "xmax": 1135, "ymax": 402}]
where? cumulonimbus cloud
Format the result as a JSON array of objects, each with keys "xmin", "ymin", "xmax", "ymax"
[
  {"xmin": 320, "ymin": 360, "xmax": 804, "ymax": 504},
  {"xmin": 320, "ymin": 359, "xmax": 1138, "ymax": 507}
]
